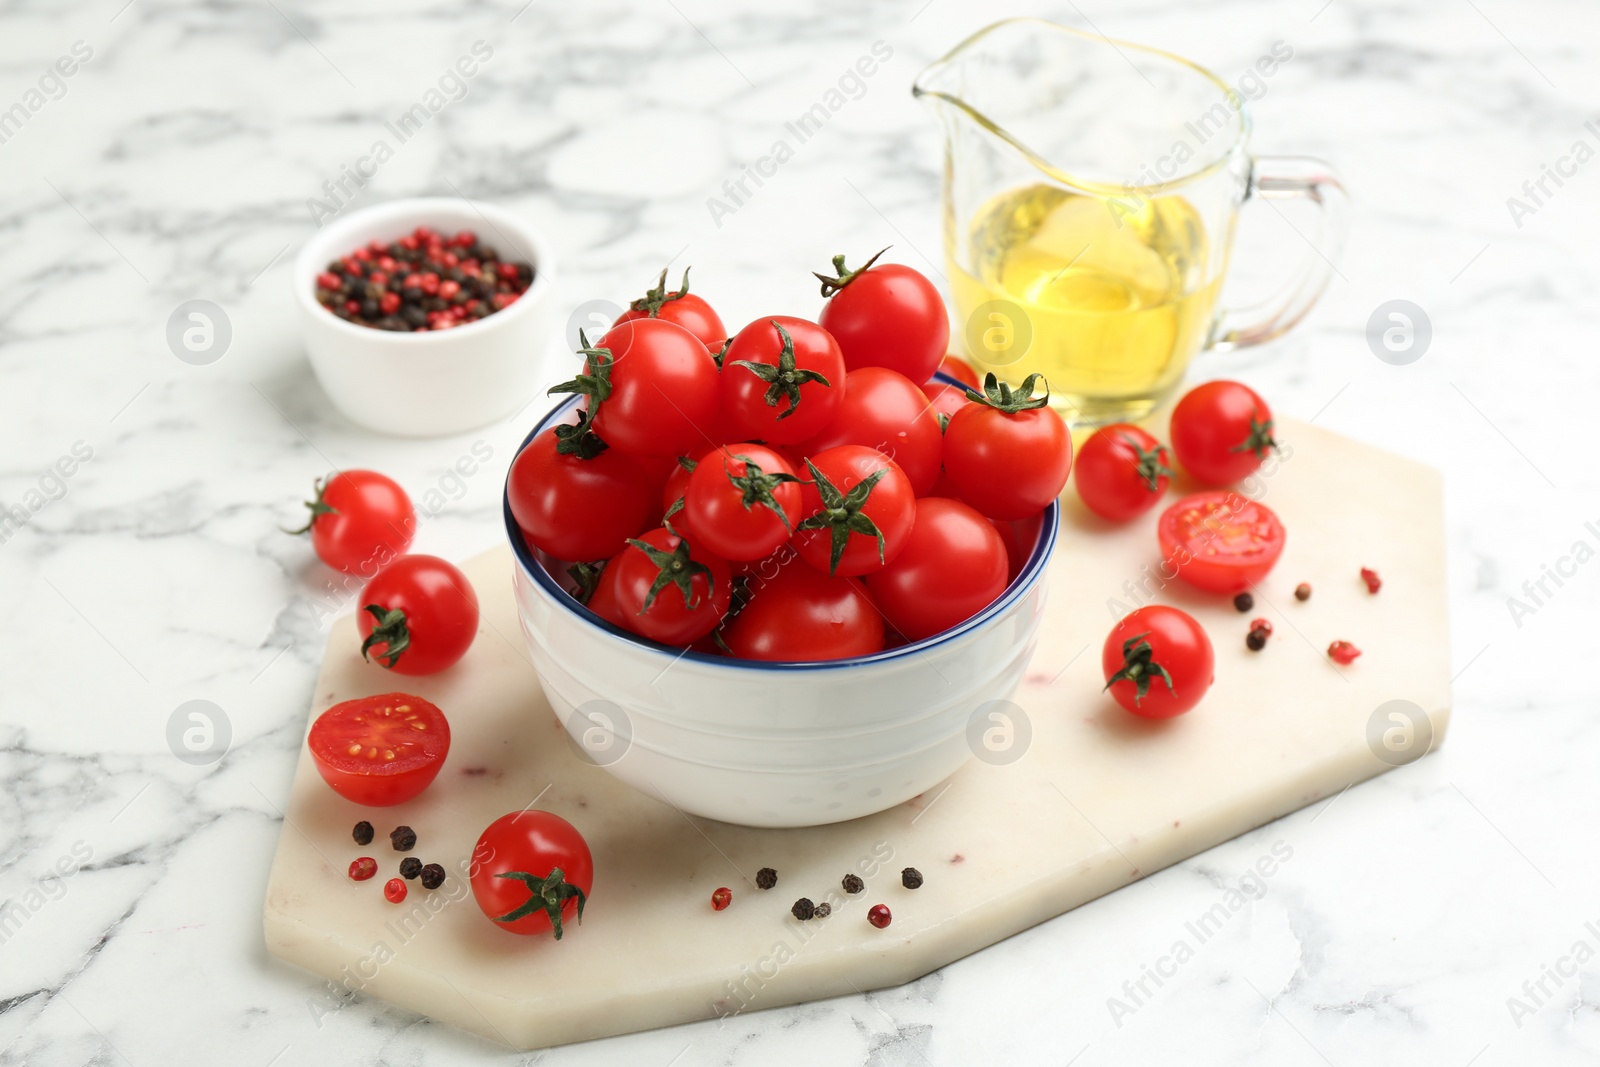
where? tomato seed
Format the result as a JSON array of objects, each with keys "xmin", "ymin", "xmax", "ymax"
[
  {"xmin": 1233, "ymin": 592, "xmax": 1254, "ymax": 612},
  {"xmin": 352, "ymin": 821, "xmax": 374, "ymax": 846},
  {"xmin": 868, "ymin": 904, "xmax": 892, "ymax": 929},
  {"xmin": 384, "ymin": 877, "xmax": 408, "ymax": 903},
  {"xmin": 711, "ymin": 887, "xmax": 732, "ymax": 911},
  {"xmin": 1360, "ymin": 567, "xmax": 1382, "ymax": 594},
  {"xmin": 348, "ymin": 857, "xmax": 377, "ymax": 881},
  {"xmin": 390, "ymin": 826, "xmax": 417, "ymax": 852},
  {"xmin": 901, "ymin": 867, "xmax": 923, "ymax": 890}
]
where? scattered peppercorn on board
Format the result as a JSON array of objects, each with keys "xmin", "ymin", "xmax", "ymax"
[{"xmin": 262, "ymin": 415, "xmax": 1450, "ymax": 1051}]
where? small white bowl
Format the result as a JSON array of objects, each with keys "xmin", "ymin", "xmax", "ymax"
[
  {"xmin": 504, "ymin": 392, "xmax": 1059, "ymax": 828},
  {"xmin": 293, "ymin": 197, "xmax": 558, "ymax": 437}
]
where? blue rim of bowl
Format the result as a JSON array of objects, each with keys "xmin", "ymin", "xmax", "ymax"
[{"xmin": 503, "ymin": 373, "xmax": 1060, "ymax": 672}]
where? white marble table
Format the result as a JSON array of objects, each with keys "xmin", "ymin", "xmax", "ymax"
[{"xmin": 1, "ymin": 1, "xmax": 1595, "ymax": 1064}]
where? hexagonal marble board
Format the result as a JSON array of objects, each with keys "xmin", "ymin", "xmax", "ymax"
[{"xmin": 263, "ymin": 416, "xmax": 1450, "ymax": 1050}]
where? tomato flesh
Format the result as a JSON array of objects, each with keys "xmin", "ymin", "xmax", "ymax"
[
  {"xmin": 1157, "ymin": 491, "xmax": 1286, "ymax": 594},
  {"xmin": 308, "ymin": 693, "xmax": 451, "ymax": 806}
]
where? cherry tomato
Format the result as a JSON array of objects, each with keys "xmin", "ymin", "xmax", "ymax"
[
  {"xmin": 816, "ymin": 251, "xmax": 948, "ymax": 383},
  {"xmin": 798, "ymin": 367, "xmax": 943, "ymax": 496},
  {"xmin": 610, "ymin": 527, "xmax": 733, "ymax": 644},
  {"xmin": 573, "ymin": 318, "xmax": 719, "ymax": 458},
  {"xmin": 293, "ymin": 470, "xmax": 415, "ymax": 576},
  {"xmin": 470, "ymin": 811, "xmax": 593, "ymax": 939},
  {"xmin": 865, "ymin": 498, "xmax": 1008, "ymax": 641},
  {"xmin": 990, "ymin": 511, "xmax": 1044, "ymax": 584},
  {"xmin": 1169, "ymin": 380, "xmax": 1279, "ymax": 486},
  {"xmin": 1102, "ymin": 606, "xmax": 1214, "ymax": 718},
  {"xmin": 921, "ymin": 379, "xmax": 972, "ymax": 429},
  {"xmin": 943, "ymin": 375, "xmax": 1072, "ymax": 520},
  {"xmin": 1074, "ymin": 424, "xmax": 1173, "ymax": 521},
  {"xmin": 1157, "ymin": 491, "xmax": 1286, "ymax": 594},
  {"xmin": 720, "ymin": 316, "xmax": 846, "ymax": 445},
  {"xmin": 725, "ymin": 555, "xmax": 884, "ymax": 661},
  {"xmin": 307, "ymin": 693, "xmax": 451, "ymax": 806},
  {"xmin": 358, "ymin": 554, "xmax": 480, "ymax": 675},
  {"xmin": 936, "ymin": 355, "xmax": 981, "ymax": 390},
  {"xmin": 613, "ymin": 266, "xmax": 726, "ymax": 347},
  {"xmin": 681, "ymin": 444, "xmax": 803, "ymax": 562},
  {"xmin": 792, "ymin": 445, "xmax": 916, "ymax": 577},
  {"xmin": 508, "ymin": 423, "xmax": 659, "ymax": 563}
]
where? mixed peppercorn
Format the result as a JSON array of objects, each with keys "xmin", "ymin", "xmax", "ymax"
[
  {"xmin": 314, "ymin": 227, "xmax": 533, "ymax": 332},
  {"xmin": 712, "ymin": 864, "xmax": 923, "ymax": 928},
  {"xmin": 347, "ymin": 823, "xmax": 448, "ymax": 902}
]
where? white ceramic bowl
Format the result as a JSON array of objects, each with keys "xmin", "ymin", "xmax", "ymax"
[
  {"xmin": 293, "ymin": 198, "xmax": 558, "ymax": 437},
  {"xmin": 504, "ymin": 393, "xmax": 1059, "ymax": 828}
]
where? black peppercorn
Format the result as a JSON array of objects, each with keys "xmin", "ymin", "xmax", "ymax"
[
  {"xmin": 352, "ymin": 821, "xmax": 374, "ymax": 846},
  {"xmin": 390, "ymin": 826, "xmax": 416, "ymax": 852},
  {"xmin": 1246, "ymin": 629, "xmax": 1267, "ymax": 652},
  {"xmin": 399, "ymin": 857, "xmax": 422, "ymax": 879},
  {"xmin": 842, "ymin": 873, "xmax": 864, "ymax": 894},
  {"xmin": 1295, "ymin": 582, "xmax": 1312, "ymax": 601},
  {"xmin": 814, "ymin": 902, "xmax": 832, "ymax": 918},
  {"xmin": 1233, "ymin": 592, "xmax": 1254, "ymax": 612},
  {"xmin": 791, "ymin": 897, "xmax": 815, "ymax": 921},
  {"xmin": 756, "ymin": 867, "xmax": 777, "ymax": 890},
  {"xmin": 420, "ymin": 863, "xmax": 445, "ymax": 890},
  {"xmin": 901, "ymin": 867, "xmax": 923, "ymax": 890}
]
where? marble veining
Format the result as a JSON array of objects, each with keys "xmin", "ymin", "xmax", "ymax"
[{"xmin": 2, "ymin": 0, "xmax": 1597, "ymax": 1063}]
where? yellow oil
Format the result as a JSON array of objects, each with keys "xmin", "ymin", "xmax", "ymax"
[{"xmin": 948, "ymin": 183, "xmax": 1223, "ymax": 424}]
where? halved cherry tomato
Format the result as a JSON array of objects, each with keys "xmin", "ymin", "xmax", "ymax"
[
  {"xmin": 680, "ymin": 444, "xmax": 803, "ymax": 562},
  {"xmin": 610, "ymin": 527, "xmax": 733, "ymax": 644},
  {"xmin": 865, "ymin": 498, "xmax": 1008, "ymax": 641},
  {"xmin": 613, "ymin": 267, "xmax": 726, "ymax": 347},
  {"xmin": 292, "ymin": 470, "xmax": 415, "ymax": 576},
  {"xmin": 508, "ymin": 422, "xmax": 659, "ymax": 563},
  {"xmin": 471, "ymin": 811, "xmax": 593, "ymax": 939},
  {"xmin": 574, "ymin": 318, "xmax": 719, "ymax": 458},
  {"xmin": 1074, "ymin": 424, "xmax": 1173, "ymax": 522},
  {"xmin": 816, "ymin": 251, "xmax": 948, "ymax": 383},
  {"xmin": 308, "ymin": 693, "xmax": 450, "ymax": 806},
  {"xmin": 798, "ymin": 367, "xmax": 943, "ymax": 496},
  {"xmin": 1157, "ymin": 491, "xmax": 1286, "ymax": 594},
  {"xmin": 791, "ymin": 445, "xmax": 915, "ymax": 577},
  {"xmin": 1102, "ymin": 606, "xmax": 1214, "ymax": 718},
  {"xmin": 942, "ymin": 375, "xmax": 1072, "ymax": 520},
  {"xmin": 720, "ymin": 316, "xmax": 846, "ymax": 445},
  {"xmin": 724, "ymin": 555, "xmax": 884, "ymax": 661},
  {"xmin": 358, "ymin": 555, "xmax": 480, "ymax": 675},
  {"xmin": 1169, "ymin": 380, "xmax": 1278, "ymax": 486}
]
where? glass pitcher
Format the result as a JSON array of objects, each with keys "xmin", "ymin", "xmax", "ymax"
[{"xmin": 915, "ymin": 19, "xmax": 1346, "ymax": 425}]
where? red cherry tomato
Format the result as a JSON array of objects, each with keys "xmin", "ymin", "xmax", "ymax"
[
  {"xmin": 1169, "ymin": 380, "xmax": 1279, "ymax": 486},
  {"xmin": 792, "ymin": 445, "xmax": 916, "ymax": 577},
  {"xmin": 816, "ymin": 252, "xmax": 949, "ymax": 383},
  {"xmin": 681, "ymin": 444, "xmax": 803, "ymax": 562},
  {"xmin": 580, "ymin": 318, "xmax": 719, "ymax": 458},
  {"xmin": 865, "ymin": 498, "xmax": 1008, "ymax": 641},
  {"xmin": 921, "ymin": 379, "xmax": 972, "ymax": 429},
  {"xmin": 725, "ymin": 555, "xmax": 884, "ymax": 661},
  {"xmin": 798, "ymin": 367, "xmax": 944, "ymax": 496},
  {"xmin": 610, "ymin": 527, "xmax": 733, "ymax": 644},
  {"xmin": 936, "ymin": 355, "xmax": 981, "ymax": 389},
  {"xmin": 470, "ymin": 811, "xmax": 593, "ymax": 939},
  {"xmin": 307, "ymin": 693, "xmax": 451, "ymax": 806},
  {"xmin": 613, "ymin": 267, "xmax": 726, "ymax": 347},
  {"xmin": 1157, "ymin": 491, "xmax": 1287, "ymax": 594},
  {"xmin": 1102, "ymin": 606, "xmax": 1214, "ymax": 718},
  {"xmin": 508, "ymin": 423, "xmax": 659, "ymax": 563},
  {"xmin": 942, "ymin": 378, "xmax": 1072, "ymax": 520},
  {"xmin": 294, "ymin": 470, "xmax": 415, "ymax": 576},
  {"xmin": 1074, "ymin": 424, "xmax": 1173, "ymax": 521},
  {"xmin": 720, "ymin": 316, "xmax": 846, "ymax": 445},
  {"xmin": 358, "ymin": 554, "xmax": 480, "ymax": 675},
  {"xmin": 990, "ymin": 511, "xmax": 1044, "ymax": 584},
  {"xmin": 574, "ymin": 558, "xmax": 627, "ymax": 629}
]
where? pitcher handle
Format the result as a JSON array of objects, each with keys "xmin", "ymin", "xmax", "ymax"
[{"xmin": 1209, "ymin": 156, "xmax": 1348, "ymax": 351}]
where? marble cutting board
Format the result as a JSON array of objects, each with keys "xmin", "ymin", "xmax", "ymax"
[{"xmin": 262, "ymin": 416, "xmax": 1450, "ymax": 1050}]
